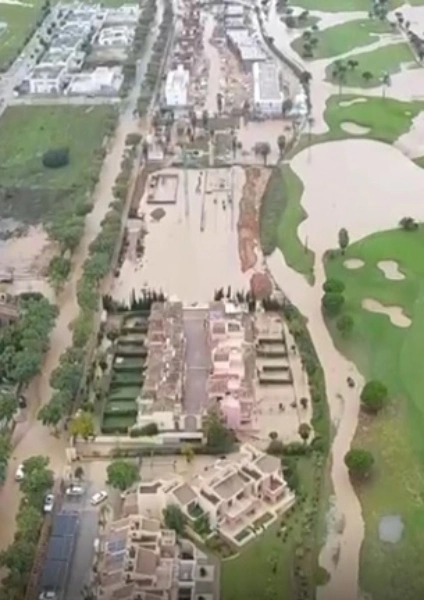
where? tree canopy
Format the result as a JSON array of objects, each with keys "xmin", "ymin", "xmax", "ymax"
[
  {"xmin": 322, "ymin": 278, "xmax": 345, "ymax": 294},
  {"xmin": 204, "ymin": 409, "xmax": 234, "ymax": 452},
  {"xmin": 107, "ymin": 459, "xmax": 139, "ymax": 491},
  {"xmin": 336, "ymin": 313, "xmax": 354, "ymax": 337},
  {"xmin": 338, "ymin": 228, "xmax": 349, "ymax": 253},
  {"xmin": 321, "ymin": 292, "xmax": 345, "ymax": 317},
  {"xmin": 42, "ymin": 147, "xmax": 69, "ymax": 169},
  {"xmin": 360, "ymin": 380, "xmax": 388, "ymax": 414},
  {"xmin": 163, "ymin": 504, "xmax": 185, "ymax": 536},
  {"xmin": 69, "ymin": 411, "xmax": 95, "ymax": 441},
  {"xmin": 344, "ymin": 448, "xmax": 374, "ymax": 479},
  {"xmin": 20, "ymin": 455, "xmax": 54, "ymax": 509}
]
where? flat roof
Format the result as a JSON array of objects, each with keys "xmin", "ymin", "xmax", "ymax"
[
  {"xmin": 213, "ymin": 472, "xmax": 246, "ymax": 500},
  {"xmin": 253, "ymin": 61, "xmax": 282, "ymax": 103}
]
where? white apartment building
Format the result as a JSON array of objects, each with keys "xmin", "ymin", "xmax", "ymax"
[
  {"xmin": 97, "ymin": 25, "xmax": 135, "ymax": 47},
  {"xmin": 165, "ymin": 64, "xmax": 190, "ymax": 110},
  {"xmin": 28, "ymin": 65, "xmax": 66, "ymax": 94},
  {"xmin": 253, "ymin": 61, "xmax": 284, "ymax": 117},
  {"xmin": 67, "ymin": 66, "xmax": 123, "ymax": 95}
]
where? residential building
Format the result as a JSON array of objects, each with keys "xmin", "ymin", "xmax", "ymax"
[
  {"xmin": 0, "ymin": 295, "xmax": 19, "ymax": 327},
  {"xmin": 67, "ymin": 66, "xmax": 123, "ymax": 95},
  {"xmin": 98, "ymin": 514, "xmax": 218, "ymax": 600},
  {"xmin": 104, "ymin": 4, "xmax": 140, "ymax": 24},
  {"xmin": 97, "ymin": 25, "xmax": 135, "ymax": 47},
  {"xmin": 165, "ymin": 65, "xmax": 190, "ymax": 110},
  {"xmin": 207, "ymin": 302, "xmax": 255, "ymax": 429},
  {"xmin": 28, "ymin": 65, "xmax": 67, "ymax": 94},
  {"xmin": 226, "ymin": 29, "xmax": 267, "ymax": 65},
  {"xmin": 132, "ymin": 445, "xmax": 295, "ymax": 546},
  {"xmin": 252, "ymin": 61, "xmax": 284, "ymax": 117}
]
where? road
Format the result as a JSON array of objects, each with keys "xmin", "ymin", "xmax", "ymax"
[{"xmin": 0, "ymin": 0, "xmax": 170, "ymax": 560}]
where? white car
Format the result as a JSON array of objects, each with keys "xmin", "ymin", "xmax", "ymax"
[
  {"xmin": 39, "ymin": 591, "xmax": 57, "ymax": 600},
  {"xmin": 65, "ymin": 485, "xmax": 84, "ymax": 496},
  {"xmin": 91, "ymin": 491, "xmax": 108, "ymax": 506},
  {"xmin": 15, "ymin": 464, "xmax": 24, "ymax": 481},
  {"xmin": 43, "ymin": 493, "xmax": 55, "ymax": 514}
]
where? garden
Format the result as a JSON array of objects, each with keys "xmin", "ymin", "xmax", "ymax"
[
  {"xmin": 324, "ymin": 225, "xmax": 424, "ymax": 600},
  {"xmin": 101, "ymin": 312, "xmax": 150, "ymax": 434}
]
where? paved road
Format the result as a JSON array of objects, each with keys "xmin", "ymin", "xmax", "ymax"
[
  {"xmin": 182, "ymin": 309, "xmax": 210, "ymax": 413},
  {"xmin": 61, "ymin": 483, "xmax": 99, "ymax": 600}
]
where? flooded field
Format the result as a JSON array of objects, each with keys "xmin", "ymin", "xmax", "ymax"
[{"xmin": 112, "ymin": 166, "xmax": 251, "ymax": 303}]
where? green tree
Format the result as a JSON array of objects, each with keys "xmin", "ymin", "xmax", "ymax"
[
  {"xmin": 107, "ymin": 459, "xmax": 139, "ymax": 491},
  {"xmin": 399, "ymin": 216, "xmax": 418, "ymax": 231},
  {"xmin": 38, "ymin": 393, "xmax": 64, "ymax": 431},
  {"xmin": 336, "ymin": 313, "xmax": 354, "ymax": 337},
  {"xmin": 182, "ymin": 443, "xmax": 195, "ymax": 465},
  {"xmin": 322, "ymin": 292, "xmax": 344, "ymax": 317},
  {"xmin": 277, "ymin": 135, "xmax": 286, "ymax": 158},
  {"xmin": 138, "ymin": 422, "xmax": 159, "ymax": 436},
  {"xmin": 255, "ymin": 141, "xmax": 271, "ymax": 165},
  {"xmin": 344, "ymin": 448, "xmax": 374, "ymax": 479},
  {"xmin": 69, "ymin": 411, "xmax": 95, "ymax": 441},
  {"xmin": 269, "ymin": 431, "xmax": 278, "ymax": 440},
  {"xmin": 0, "ymin": 539, "xmax": 36, "ymax": 575},
  {"xmin": 204, "ymin": 410, "xmax": 234, "ymax": 452},
  {"xmin": 20, "ymin": 456, "xmax": 53, "ymax": 508},
  {"xmin": 360, "ymin": 380, "xmax": 388, "ymax": 414},
  {"xmin": 298, "ymin": 422, "xmax": 311, "ymax": 442},
  {"xmin": 0, "ymin": 393, "xmax": 18, "ymax": 423},
  {"xmin": 16, "ymin": 506, "xmax": 43, "ymax": 543},
  {"xmin": 163, "ymin": 504, "xmax": 185, "ymax": 536},
  {"xmin": 338, "ymin": 228, "xmax": 349, "ymax": 254},
  {"xmin": 266, "ymin": 439, "xmax": 284, "ymax": 455},
  {"xmin": 322, "ymin": 278, "xmax": 345, "ymax": 294}
]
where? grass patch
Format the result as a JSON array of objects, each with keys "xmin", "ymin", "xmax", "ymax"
[
  {"xmin": 0, "ymin": 105, "xmax": 116, "ymax": 224},
  {"xmin": 325, "ymin": 42, "xmax": 416, "ymax": 88},
  {"xmin": 290, "ymin": 95, "xmax": 424, "ymax": 158},
  {"xmin": 259, "ymin": 164, "xmax": 314, "ymax": 283},
  {"xmin": 221, "ymin": 457, "xmax": 314, "ymax": 600},
  {"xmin": 0, "ymin": 0, "xmax": 45, "ymax": 71},
  {"xmin": 292, "ymin": 18, "xmax": 390, "ymax": 60},
  {"xmin": 324, "ymin": 227, "xmax": 424, "ymax": 600},
  {"xmin": 276, "ymin": 164, "xmax": 315, "ymax": 284}
]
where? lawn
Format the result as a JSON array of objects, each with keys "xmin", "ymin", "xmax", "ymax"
[
  {"xmin": 276, "ymin": 165, "xmax": 314, "ymax": 284},
  {"xmin": 0, "ymin": 0, "xmax": 45, "ymax": 71},
  {"xmin": 0, "ymin": 105, "xmax": 116, "ymax": 223},
  {"xmin": 292, "ymin": 18, "xmax": 390, "ymax": 60},
  {"xmin": 325, "ymin": 42, "xmax": 416, "ymax": 88},
  {"xmin": 324, "ymin": 227, "xmax": 424, "ymax": 600},
  {"xmin": 221, "ymin": 457, "xmax": 319, "ymax": 600},
  {"xmin": 259, "ymin": 164, "xmax": 315, "ymax": 284},
  {"xmin": 290, "ymin": 95, "xmax": 424, "ymax": 158}
]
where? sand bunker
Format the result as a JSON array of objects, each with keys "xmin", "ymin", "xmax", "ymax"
[
  {"xmin": 344, "ymin": 259, "xmax": 364, "ymax": 270},
  {"xmin": 379, "ymin": 515, "xmax": 404, "ymax": 544},
  {"xmin": 362, "ymin": 299, "xmax": 411, "ymax": 328},
  {"xmin": 377, "ymin": 260, "xmax": 405, "ymax": 280},
  {"xmin": 339, "ymin": 98, "xmax": 367, "ymax": 108},
  {"xmin": 340, "ymin": 122, "xmax": 370, "ymax": 135}
]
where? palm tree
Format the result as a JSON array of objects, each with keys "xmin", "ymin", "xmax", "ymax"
[
  {"xmin": 332, "ymin": 62, "xmax": 347, "ymax": 94},
  {"xmin": 381, "ymin": 71, "xmax": 391, "ymax": 98}
]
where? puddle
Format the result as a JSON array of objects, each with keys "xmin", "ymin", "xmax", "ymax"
[
  {"xmin": 377, "ymin": 260, "xmax": 405, "ymax": 281},
  {"xmin": 339, "ymin": 98, "xmax": 367, "ymax": 107},
  {"xmin": 362, "ymin": 299, "xmax": 411, "ymax": 328},
  {"xmin": 344, "ymin": 259, "xmax": 364, "ymax": 270},
  {"xmin": 340, "ymin": 122, "xmax": 370, "ymax": 135},
  {"xmin": 378, "ymin": 514, "xmax": 404, "ymax": 544}
]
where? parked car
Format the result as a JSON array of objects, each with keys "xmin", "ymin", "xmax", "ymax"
[
  {"xmin": 15, "ymin": 464, "xmax": 24, "ymax": 481},
  {"xmin": 65, "ymin": 485, "xmax": 84, "ymax": 497},
  {"xmin": 91, "ymin": 491, "xmax": 108, "ymax": 506},
  {"xmin": 43, "ymin": 493, "xmax": 55, "ymax": 514},
  {"xmin": 39, "ymin": 591, "xmax": 57, "ymax": 600}
]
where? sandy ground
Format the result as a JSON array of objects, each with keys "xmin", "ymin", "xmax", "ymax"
[
  {"xmin": 344, "ymin": 259, "xmax": 364, "ymax": 270},
  {"xmin": 112, "ymin": 166, "xmax": 251, "ymax": 303},
  {"xmin": 377, "ymin": 260, "xmax": 405, "ymax": 280},
  {"xmin": 0, "ymin": 226, "xmax": 55, "ymax": 300},
  {"xmin": 340, "ymin": 122, "xmax": 370, "ymax": 135},
  {"xmin": 361, "ymin": 298, "xmax": 411, "ymax": 327}
]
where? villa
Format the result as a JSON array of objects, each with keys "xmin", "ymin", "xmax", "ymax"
[
  {"xmin": 98, "ymin": 514, "xmax": 218, "ymax": 600},
  {"xmin": 121, "ymin": 445, "xmax": 295, "ymax": 547}
]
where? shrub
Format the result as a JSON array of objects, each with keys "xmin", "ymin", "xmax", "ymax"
[
  {"xmin": 42, "ymin": 147, "xmax": 69, "ymax": 168},
  {"xmin": 322, "ymin": 278, "xmax": 345, "ymax": 294},
  {"xmin": 344, "ymin": 448, "xmax": 374, "ymax": 479},
  {"xmin": 322, "ymin": 292, "xmax": 344, "ymax": 317},
  {"xmin": 360, "ymin": 380, "xmax": 388, "ymax": 414}
]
